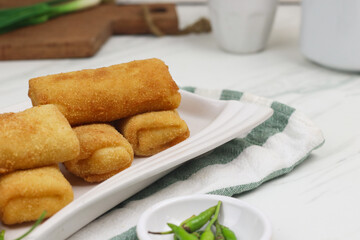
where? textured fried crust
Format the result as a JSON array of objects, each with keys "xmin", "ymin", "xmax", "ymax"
[
  {"xmin": 28, "ymin": 58, "xmax": 181, "ymax": 126},
  {"xmin": 0, "ymin": 105, "xmax": 80, "ymax": 174},
  {"xmin": 116, "ymin": 110, "xmax": 190, "ymax": 156},
  {"xmin": 0, "ymin": 165, "xmax": 73, "ymax": 225},
  {"xmin": 64, "ymin": 124, "xmax": 134, "ymax": 182}
]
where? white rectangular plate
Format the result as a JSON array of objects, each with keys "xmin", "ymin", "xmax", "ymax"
[{"xmin": 0, "ymin": 90, "xmax": 273, "ymax": 240}]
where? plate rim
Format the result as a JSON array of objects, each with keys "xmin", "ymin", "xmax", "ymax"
[{"xmin": 0, "ymin": 90, "xmax": 273, "ymax": 240}]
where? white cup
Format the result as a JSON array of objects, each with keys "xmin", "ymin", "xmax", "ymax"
[
  {"xmin": 301, "ymin": 0, "xmax": 360, "ymax": 71},
  {"xmin": 208, "ymin": 0, "xmax": 278, "ymax": 54}
]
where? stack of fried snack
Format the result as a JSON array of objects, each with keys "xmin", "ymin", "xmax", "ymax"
[{"xmin": 0, "ymin": 58, "xmax": 190, "ymax": 225}]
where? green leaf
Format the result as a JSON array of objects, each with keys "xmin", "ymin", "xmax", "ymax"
[
  {"xmin": 0, "ymin": 15, "xmax": 49, "ymax": 34},
  {"xmin": 14, "ymin": 211, "xmax": 47, "ymax": 240},
  {"xmin": 48, "ymin": 0, "xmax": 101, "ymax": 18},
  {"xmin": 0, "ymin": 0, "xmax": 102, "ymax": 34},
  {"xmin": 0, "ymin": 3, "xmax": 50, "ymax": 28},
  {"xmin": 0, "ymin": 230, "xmax": 5, "ymax": 240}
]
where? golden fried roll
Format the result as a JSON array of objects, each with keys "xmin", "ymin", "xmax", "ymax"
[
  {"xmin": 0, "ymin": 165, "xmax": 73, "ymax": 225},
  {"xmin": 28, "ymin": 58, "xmax": 181, "ymax": 126},
  {"xmin": 116, "ymin": 110, "xmax": 190, "ymax": 157},
  {"xmin": 64, "ymin": 124, "xmax": 134, "ymax": 182},
  {"xmin": 0, "ymin": 105, "xmax": 80, "ymax": 174}
]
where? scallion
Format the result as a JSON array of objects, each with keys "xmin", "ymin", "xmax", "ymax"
[
  {"xmin": 0, "ymin": 230, "xmax": 5, "ymax": 240},
  {"xmin": 0, "ymin": 210, "xmax": 47, "ymax": 240},
  {"xmin": 0, "ymin": 0, "xmax": 103, "ymax": 34}
]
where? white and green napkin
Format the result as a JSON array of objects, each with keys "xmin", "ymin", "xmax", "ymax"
[{"xmin": 69, "ymin": 88, "xmax": 324, "ymax": 240}]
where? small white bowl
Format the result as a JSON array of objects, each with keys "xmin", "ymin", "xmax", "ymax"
[{"xmin": 137, "ymin": 194, "xmax": 271, "ymax": 240}]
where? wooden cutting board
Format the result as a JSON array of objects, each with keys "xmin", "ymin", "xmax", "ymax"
[{"xmin": 0, "ymin": 1, "xmax": 179, "ymax": 60}]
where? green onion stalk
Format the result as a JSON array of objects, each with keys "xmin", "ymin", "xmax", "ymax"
[
  {"xmin": 0, "ymin": 0, "xmax": 103, "ymax": 34},
  {"xmin": 0, "ymin": 210, "xmax": 47, "ymax": 240},
  {"xmin": 0, "ymin": 230, "xmax": 5, "ymax": 240}
]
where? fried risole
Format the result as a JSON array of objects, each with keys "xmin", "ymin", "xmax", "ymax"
[
  {"xmin": 64, "ymin": 124, "xmax": 134, "ymax": 182},
  {"xmin": 0, "ymin": 165, "xmax": 73, "ymax": 225},
  {"xmin": 0, "ymin": 105, "xmax": 80, "ymax": 174},
  {"xmin": 28, "ymin": 58, "xmax": 181, "ymax": 126},
  {"xmin": 116, "ymin": 110, "xmax": 190, "ymax": 156}
]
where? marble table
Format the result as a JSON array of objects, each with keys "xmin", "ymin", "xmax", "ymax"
[{"xmin": 1, "ymin": 4, "xmax": 359, "ymax": 240}]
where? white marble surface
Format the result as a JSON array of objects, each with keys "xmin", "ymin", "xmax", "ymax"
[{"xmin": 1, "ymin": 4, "xmax": 360, "ymax": 240}]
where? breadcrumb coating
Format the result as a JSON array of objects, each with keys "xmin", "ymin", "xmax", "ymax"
[
  {"xmin": 116, "ymin": 110, "xmax": 190, "ymax": 156},
  {"xmin": 0, "ymin": 105, "xmax": 80, "ymax": 174},
  {"xmin": 0, "ymin": 165, "xmax": 73, "ymax": 225},
  {"xmin": 64, "ymin": 124, "xmax": 134, "ymax": 182},
  {"xmin": 28, "ymin": 58, "xmax": 181, "ymax": 126}
]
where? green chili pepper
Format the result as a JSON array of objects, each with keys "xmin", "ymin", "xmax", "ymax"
[
  {"xmin": 181, "ymin": 216, "xmax": 196, "ymax": 226},
  {"xmin": 191, "ymin": 230, "xmax": 204, "ymax": 238},
  {"xmin": 182, "ymin": 205, "xmax": 217, "ymax": 232},
  {"xmin": 200, "ymin": 231, "xmax": 214, "ymax": 240},
  {"xmin": 192, "ymin": 232, "xmax": 200, "ymax": 238},
  {"xmin": 167, "ymin": 223, "xmax": 199, "ymax": 240},
  {"xmin": 215, "ymin": 221, "xmax": 225, "ymax": 240},
  {"xmin": 149, "ymin": 215, "xmax": 196, "ymax": 235},
  {"xmin": 173, "ymin": 220, "xmax": 198, "ymax": 240},
  {"xmin": 220, "ymin": 225, "xmax": 237, "ymax": 240},
  {"xmin": 200, "ymin": 201, "xmax": 222, "ymax": 240},
  {"xmin": 0, "ymin": 230, "xmax": 5, "ymax": 240}
]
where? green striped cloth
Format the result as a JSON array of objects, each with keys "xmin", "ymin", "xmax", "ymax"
[{"xmin": 69, "ymin": 88, "xmax": 324, "ymax": 240}]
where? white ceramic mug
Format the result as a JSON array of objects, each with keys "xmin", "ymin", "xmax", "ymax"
[
  {"xmin": 208, "ymin": 0, "xmax": 278, "ymax": 54},
  {"xmin": 301, "ymin": 0, "xmax": 360, "ymax": 71}
]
